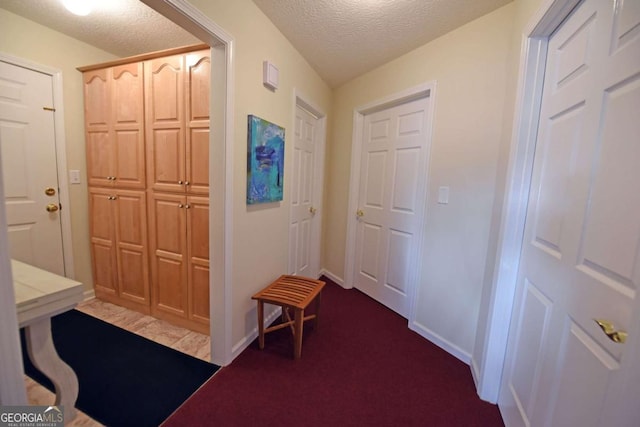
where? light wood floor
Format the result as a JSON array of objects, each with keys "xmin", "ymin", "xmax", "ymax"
[{"xmin": 24, "ymin": 298, "xmax": 211, "ymax": 426}]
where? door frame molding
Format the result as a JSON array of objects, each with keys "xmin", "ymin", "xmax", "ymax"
[
  {"xmin": 474, "ymin": 0, "xmax": 581, "ymax": 403},
  {"xmin": 143, "ymin": 0, "xmax": 235, "ymax": 366},
  {"xmin": 344, "ymin": 82, "xmax": 436, "ymax": 309},
  {"xmin": 0, "ymin": 52, "xmax": 75, "ymax": 278},
  {"xmin": 288, "ymin": 89, "xmax": 327, "ymax": 278}
]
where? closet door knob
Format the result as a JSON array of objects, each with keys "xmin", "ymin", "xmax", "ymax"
[
  {"xmin": 178, "ymin": 180, "xmax": 184, "ymax": 185},
  {"xmin": 46, "ymin": 203, "xmax": 59, "ymax": 212},
  {"xmin": 178, "ymin": 204, "xmax": 184, "ymax": 208},
  {"xmin": 185, "ymin": 181, "xmax": 190, "ymax": 186}
]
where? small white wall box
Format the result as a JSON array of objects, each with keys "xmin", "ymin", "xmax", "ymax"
[{"xmin": 263, "ymin": 60, "xmax": 279, "ymax": 90}]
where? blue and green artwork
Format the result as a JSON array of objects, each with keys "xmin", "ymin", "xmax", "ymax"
[{"xmin": 247, "ymin": 115, "xmax": 285, "ymax": 204}]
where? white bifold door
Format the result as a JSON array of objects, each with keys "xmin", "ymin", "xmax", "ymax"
[
  {"xmin": 353, "ymin": 96, "xmax": 430, "ymax": 318},
  {"xmin": 499, "ymin": 0, "xmax": 640, "ymax": 426},
  {"xmin": 0, "ymin": 60, "xmax": 65, "ymax": 275}
]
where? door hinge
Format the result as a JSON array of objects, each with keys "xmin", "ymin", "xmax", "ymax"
[{"xmin": 43, "ymin": 107, "xmax": 56, "ymax": 112}]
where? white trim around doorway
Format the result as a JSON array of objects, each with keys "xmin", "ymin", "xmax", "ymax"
[
  {"xmin": 344, "ymin": 81, "xmax": 436, "ymax": 293},
  {"xmin": 142, "ymin": 0, "xmax": 235, "ymax": 366},
  {"xmin": 473, "ymin": 0, "xmax": 581, "ymax": 403}
]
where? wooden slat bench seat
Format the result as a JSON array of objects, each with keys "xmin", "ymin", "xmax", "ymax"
[{"xmin": 252, "ymin": 275, "xmax": 326, "ymax": 359}]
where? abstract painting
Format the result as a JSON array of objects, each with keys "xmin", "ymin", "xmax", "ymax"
[{"xmin": 247, "ymin": 115, "xmax": 285, "ymax": 204}]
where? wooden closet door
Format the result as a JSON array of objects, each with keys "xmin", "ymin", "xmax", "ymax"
[
  {"xmin": 114, "ymin": 189, "xmax": 149, "ymax": 307},
  {"xmin": 89, "ymin": 188, "xmax": 117, "ymax": 297},
  {"xmin": 112, "ymin": 63, "xmax": 145, "ymax": 189},
  {"xmin": 185, "ymin": 50, "xmax": 210, "ymax": 195},
  {"xmin": 149, "ymin": 191, "xmax": 188, "ymax": 318},
  {"xmin": 145, "ymin": 55, "xmax": 186, "ymax": 193},
  {"xmin": 187, "ymin": 196, "xmax": 209, "ymax": 328},
  {"xmin": 84, "ymin": 69, "xmax": 114, "ymax": 187}
]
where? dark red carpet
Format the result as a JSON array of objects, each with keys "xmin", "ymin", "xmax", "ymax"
[{"xmin": 162, "ymin": 278, "xmax": 504, "ymax": 426}]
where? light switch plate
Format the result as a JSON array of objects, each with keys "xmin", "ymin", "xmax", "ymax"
[
  {"xmin": 69, "ymin": 170, "xmax": 81, "ymax": 184},
  {"xmin": 438, "ymin": 186, "xmax": 449, "ymax": 204}
]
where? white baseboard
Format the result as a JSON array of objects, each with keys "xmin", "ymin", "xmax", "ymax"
[
  {"xmin": 231, "ymin": 306, "xmax": 282, "ymax": 361},
  {"xmin": 319, "ymin": 268, "xmax": 347, "ymax": 288},
  {"xmin": 83, "ymin": 289, "xmax": 96, "ymax": 301},
  {"xmin": 409, "ymin": 319, "xmax": 471, "ymax": 365},
  {"xmin": 471, "ymin": 357, "xmax": 481, "ymax": 390}
]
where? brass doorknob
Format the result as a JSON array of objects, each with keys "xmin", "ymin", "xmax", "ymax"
[
  {"xmin": 46, "ymin": 203, "xmax": 59, "ymax": 212},
  {"xmin": 309, "ymin": 206, "xmax": 317, "ymax": 214},
  {"xmin": 594, "ymin": 319, "xmax": 627, "ymax": 344},
  {"xmin": 356, "ymin": 209, "xmax": 364, "ymax": 217}
]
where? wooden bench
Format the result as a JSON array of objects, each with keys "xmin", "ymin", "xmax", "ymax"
[{"xmin": 252, "ymin": 275, "xmax": 326, "ymax": 359}]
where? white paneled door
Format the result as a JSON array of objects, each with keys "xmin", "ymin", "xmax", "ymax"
[
  {"xmin": 354, "ymin": 96, "xmax": 430, "ymax": 318},
  {"xmin": 499, "ymin": 0, "xmax": 640, "ymax": 426},
  {"xmin": 0, "ymin": 60, "xmax": 64, "ymax": 275},
  {"xmin": 289, "ymin": 104, "xmax": 323, "ymax": 278}
]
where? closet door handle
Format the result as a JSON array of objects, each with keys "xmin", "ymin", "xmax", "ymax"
[
  {"xmin": 178, "ymin": 204, "xmax": 184, "ymax": 208},
  {"xmin": 594, "ymin": 319, "xmax": 627, "ymax": 344},
  {"xmin": 185, "ymin": 204, "xmax": 191, "ymax": 209}
]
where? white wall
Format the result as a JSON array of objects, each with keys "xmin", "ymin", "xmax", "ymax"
[
  {"xmin": 324, "ymin": 4, "xmax": 515, "ymax": 360},
  {"xmin": 184, "ymin": 0, "xmax": 333, "ymax": 353}
]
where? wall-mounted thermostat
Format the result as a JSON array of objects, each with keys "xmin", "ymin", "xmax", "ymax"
[{"xmin": 263, "ymin": 60, "xmax": 279, "ymax": 90}]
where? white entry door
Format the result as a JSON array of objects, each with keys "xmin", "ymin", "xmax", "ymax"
[
  {"xmin": 0, "ymin": 60, "xmax": 65, "ymax": 275},
  {"xmin": 499, "ymin": 1, "xmax": 640, "ymax": 426},
  {"xmin": 353, "ymin": 96, "xmax": 430, "ymax": 318},
  {"xmin": 289, "ymin": 104, "xmax": 323, "ymax": 277}
]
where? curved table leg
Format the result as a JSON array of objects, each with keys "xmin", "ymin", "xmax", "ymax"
[{"xmin": 24, "ymin": 318, "xmax": 78, "ymax": 422}]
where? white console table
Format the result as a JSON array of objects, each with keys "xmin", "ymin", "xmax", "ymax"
[{"xmin": 13, "ymin": 260, "xmax": 83, "ymax": 422}]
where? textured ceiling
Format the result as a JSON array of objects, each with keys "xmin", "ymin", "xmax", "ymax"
[
  {"xmin": 0, "ymin": 0, "xmax": 200, "ymax": 58},
  {"xmin": 0, "ymin": 0, "xmax": 512, "ymax": 87},
  {"xmin": 253, "ymin": 0, "xmax": 512, "ymax": 87}
]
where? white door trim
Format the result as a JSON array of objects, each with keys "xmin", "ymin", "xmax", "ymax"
[
  {"xmin": 289, "ymin": 89, "xmax": 327, "ymax": 279},
  {"xmin": 142, "ymin": 0, "xmax": 235, "ymax": 366},
  {"xmin": 474, "ymin": 0, "xmax": 581, "ymax": 403},
  {"xmin": 0, "ymin": 155, "xmax": 28, "ymax": 404},
  {"xmin": 0, "ymin": 52, "xmax": 75, "ymax": 279},
  {"xmin": 344, "ymin": 82, "xmax": 436, "ymax": 309}
]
